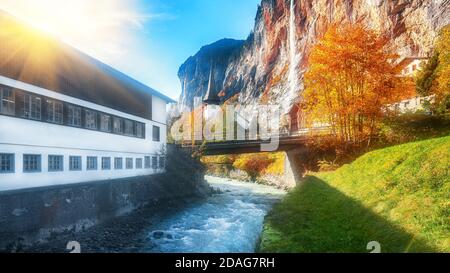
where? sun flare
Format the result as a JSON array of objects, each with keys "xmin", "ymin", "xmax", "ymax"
[{"xmin": 0, "ymin": 0, "xmax": 148, "ymax": 62}]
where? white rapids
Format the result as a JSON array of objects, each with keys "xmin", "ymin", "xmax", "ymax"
[
  {"xmin": 288, "ymin": 0, "xmax": 300, "ymax": 100},
  {"xmin": 143, "ymin": 176, "xmax": 286, "ymax": 253}
]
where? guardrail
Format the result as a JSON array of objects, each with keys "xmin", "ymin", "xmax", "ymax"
[{"xmin": 176, "ymin": 126, "xmax": 332, "ymax": 147}]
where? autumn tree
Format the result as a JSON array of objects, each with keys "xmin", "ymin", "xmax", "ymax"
[
  {"xmin": 303, "ymin": 23, "xmax": 412, "ymax": 144},
  {"xmin": 233, "ymin": 153, "xmax": 274, "ymax": 181},
  {"xmin": 416, "ymin": 24, "xmax": 450, "ymax": 114}
]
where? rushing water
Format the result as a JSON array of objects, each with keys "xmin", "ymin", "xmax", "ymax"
[
  {"xmin": 143, "ymin": 176, "xmax": 286, "ymax": 253},
  {"xmin": 288, "ymin": 0, "xmax": 299, "ymax": 99}
]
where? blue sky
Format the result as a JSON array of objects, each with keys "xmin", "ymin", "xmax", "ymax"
[
  {"xmin": 1, "ymin": 0, "xmax": 260, "ymax": 100},
  {"xmin": 129, "ymin": 0, "xmax": 261, "ymax": 99}
]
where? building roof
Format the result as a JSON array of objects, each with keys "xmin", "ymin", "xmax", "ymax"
[
  {"xmin": 0, "ymin": 11, "xmax": 175, "ymax": 120},
  {"xmin": 395, "ymin": 56, "xmax": 429, "ymax": 69},
  {"xmin": 203, "ymin": 64, "xmax": 221, "ymax": 105}
]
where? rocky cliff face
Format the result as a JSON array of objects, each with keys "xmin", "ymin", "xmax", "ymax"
[
  {"xmin": 178, "ymin": 39, "xmax": 244, "ymax": 109},
  {"xmin": 178, "ymin": 0, "xmax": 450, "ymax": 113}
]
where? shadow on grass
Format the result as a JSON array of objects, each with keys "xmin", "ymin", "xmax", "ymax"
[{"xmin": 260, "ymin": 176, "xmax": 437, "ymax": 253}]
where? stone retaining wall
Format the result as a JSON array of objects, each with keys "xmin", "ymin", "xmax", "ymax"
[{"xmin": 0, "ymin": 145, "xmax": 210, "ymax": 250}]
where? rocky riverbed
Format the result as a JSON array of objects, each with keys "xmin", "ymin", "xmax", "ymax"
[
  {"xmin": 19, "ymin": 176, "xmax": 285, "ymax": 253},
  {"xmin": 19, "ymin": 197, "xmax": 207, "ymax": 253}
]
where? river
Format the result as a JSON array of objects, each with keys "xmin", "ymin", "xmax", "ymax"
[{"xmin": 142, "ymin": 176, "xmax": 286, "ymax": 253}]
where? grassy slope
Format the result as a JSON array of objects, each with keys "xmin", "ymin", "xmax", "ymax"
[{"xmin": 259, "ymin": 136, "xmax": 450, "ymax": 253}]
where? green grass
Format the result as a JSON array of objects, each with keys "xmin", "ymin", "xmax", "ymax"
[{"xmin": 259, "ymin": 136, "xmax": 450, "ymax": 253}]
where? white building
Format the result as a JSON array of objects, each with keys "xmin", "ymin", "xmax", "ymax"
[
  {"xmin": 0, "ymin": 13, "xmax": 175, "ymax": 191},
  {"xmin": 389, "ymin": 95, "xmax": 435, "ymax": 113},
  {"xmin": 397, "ymin": 57, "xmax": 429, "ymax": 77},
  {"xmin": 390, "ymin": 56, "xmax": 432, "ymax": 113}
]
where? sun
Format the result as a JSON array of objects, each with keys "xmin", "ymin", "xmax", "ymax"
[
  {"xmin": 1, "ymin": 0, "xmax": 97, "ymax": 37},
  {"xmin": 0, "ymin": 0, "xmax": 146, "ymax": 62}
]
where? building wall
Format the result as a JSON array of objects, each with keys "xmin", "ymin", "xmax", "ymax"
[
  {"xmin": 389, "ymin": 95, "xmax": 434, "ymax": 113},
  {"xmin": 0, "ymin": 175, "xmax": 171, "ymax": 250},
  {"xmin": 0, "ymin": 76, "xmax": 168, "ymax": 191},
  {"xmin": 152, "ymin": 96, "xmax": 167, "ymax": 125},
  {"xmin": 0, "ymin": 145, "xmax": 210, "ymax": 251},
  {"xmin": 400, "ymin": 59, "xmax": 427, "ymax": 77}
]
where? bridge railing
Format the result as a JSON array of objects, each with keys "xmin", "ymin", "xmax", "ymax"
[{"xmin": 176, "ymin": 126, "xmax": 332, "ymax": 147}]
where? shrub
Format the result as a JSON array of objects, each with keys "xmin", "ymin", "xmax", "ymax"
[
  {"xmin": 233, "ymin": 153, "xmax": 274, "ymax": 181},
  {"xmin": 265, "ymin": 153, "xmax": 285, "ymax": 175}
]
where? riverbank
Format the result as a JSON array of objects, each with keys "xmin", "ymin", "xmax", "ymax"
[
  {"xmin": 21, "ymin": 176, "xmax": 285, "ymax": 253},
  {"xmin": 21, "ymin": 197, "xmax": 206, "ymax": 253},
  {"xmin": 259, "ymin": 136, "xmax": 450, "ymax": 253},
  {"xmin": 202, "ymin": 152, "xmax": 292, "ymax": 190},
  {"xmin": 205, "ymin": 168, "xmax": 290, "ymax": 190}
]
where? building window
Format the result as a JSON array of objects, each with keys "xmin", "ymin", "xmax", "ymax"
[
  {"xmin": 126, "ymin": 158, "xmax": 133, "ymax": 169},
  {"xmin": 23, "ymin": 154, "xmax": 41, "ymax": 172},
  {"xmin": 152, "ymin": 125, "xmax": 160, "ymax": 142},
  {"xmin": 136, "ymin": 158, "xmax": 143, "ymax": 169},
  {"xmin": 144, "ymin": 156, "xmax": 151, "ymax": 169},
  {"xmin": 0, "ymin": 87, "xmax": 15, "ymax": 116},
  {"xmin": 85, "ymin": 109, "xmax": 97, "ymax": 130},
  {"xmin": 0, "ymin": 153, "xmax": 14, "ymax": 173},
  {"xmin": 68, "ymin": 105, "xmax": 82, "ymax": 127},
  {"xmin": 22, "ymin": 93, "xmax": 41, "ymax": 120},
  {"xmin": 124, "ymin": 119, "xmax": 134, "ymax": 136},
  {"xmin": 113, "ymin": 117, "xmax": 123, "ymax": 134},
  {"xmin": 152, "ymin": 156, "xmax": 157, "ymax": 169},
  {"xmin": 100, "ymin": 114, "xmax": 111, "ymax": 132},
  {"xmin": 114, "ymin": 157, "xmax": 123, "ymax": 169},
  {"xmin": 0, "ymin": 87, "xmax": 146, "ymax": 139},
  {"xmin": 136, "ymin": 123, "xmax": 144, "ymax": 138},
  {"xmin": 102, "ymin": 157, "xmax": 111, "ymax": 170},
  {"xmin": 87, "ymin": 156, "xmax": 98, "ymax": 170},
  {"xmin": 46, "ymin": 99, "xmax": 63, "ymax": 124},
  {"xmin": 69, "ymin": 156, "xmax": 82, "ymax": 171},
  {"xmin": 159, "ymin": 157, "xmax": 165, "ymax": 169},
  {"xmin": 48, "ymin": 155, "xmax": 63, "ymax": 172}
]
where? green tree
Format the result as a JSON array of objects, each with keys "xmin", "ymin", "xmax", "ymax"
[
  {"xmin": 415, "ymin": 25, "xmax": 450, "ymax": 114},
  {"xmin": 416, "ymin": 53, "xmax": 439, "ymax": 96}
]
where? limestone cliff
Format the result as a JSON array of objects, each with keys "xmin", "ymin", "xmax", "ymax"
[
  {"xmin": 178, "ymin": 0, "xmax": 450, "ymax": 113},
  {"xmin": 178, "ymin": 39, "xmax": 244, "ymax": 109}
]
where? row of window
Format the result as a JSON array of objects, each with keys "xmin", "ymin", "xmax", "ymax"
[
  {"xmin": 0, "ymin": 86, "xmax": 159, "ymax": 140},
  {"xmin": 0, "ymin": 153, "xmax": 165, "ymax": 173}
]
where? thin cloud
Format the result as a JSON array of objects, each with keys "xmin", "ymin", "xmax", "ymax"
[{"xmin": 0, "ymin": 0, "xmax": 171, "ymax": 62}]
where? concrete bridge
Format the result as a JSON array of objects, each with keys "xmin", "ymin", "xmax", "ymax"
[
  {"xmin": 175, "ymin": 127, "xmax": 330, "ymax": 155},
  {"xmin": 175, "ymin": 128, "xmax": 331, "ymax": 188},
  {"xmin": 177, "ymin": 134, "xmax": 309, "ymax": 155}
]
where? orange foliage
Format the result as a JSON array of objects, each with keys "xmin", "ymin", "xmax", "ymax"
[
  {"xmin": 303, "ymin": 23, "xmax": 412, "ymax": 144},
  {"xmin": 233, "ymin": 153, "xmax": 274, "ymax": 181}
]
